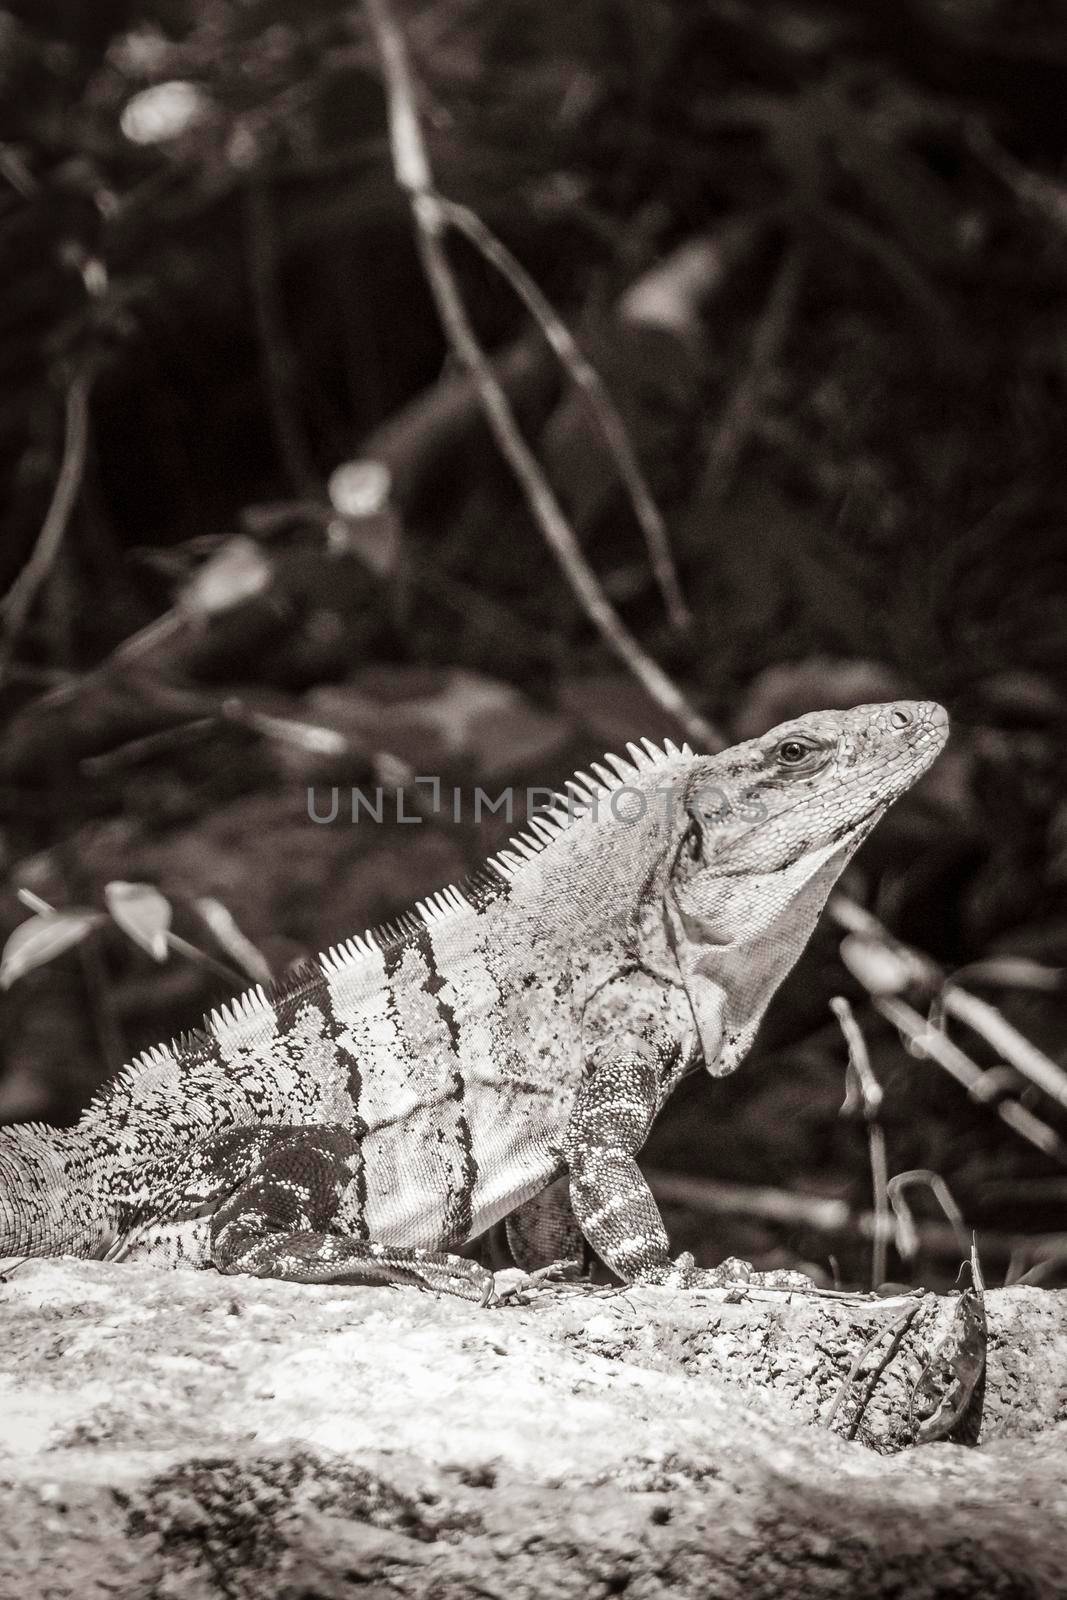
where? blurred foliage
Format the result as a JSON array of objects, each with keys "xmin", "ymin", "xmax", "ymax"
[
  {"xmin": 2, "ymin": 0, "xmax": 1067, "ymax": 1285},
  {"xmin": 2, "ymin": 0, "xmax": 1066, "ymax": 683}
]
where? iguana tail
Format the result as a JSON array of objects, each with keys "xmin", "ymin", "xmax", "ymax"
[
  {"xmin": 0, "ymin": 997, "xmax": 294, "ymax": 1263},
  {"xmin": 0, "ymin": 1123, "xmax": 105, "ymax": 1258}
]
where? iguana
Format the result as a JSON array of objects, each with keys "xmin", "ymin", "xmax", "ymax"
[{"xmin": 0, "ymin": 700, "xmax": 948, "ymax": 1303}]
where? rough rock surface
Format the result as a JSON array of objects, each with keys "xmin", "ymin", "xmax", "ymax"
[{"xmin": 1, "ymin": 1260, "xmax": 1065, "ymax": 1598}]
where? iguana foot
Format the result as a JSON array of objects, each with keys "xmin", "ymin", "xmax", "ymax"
[
  {"xmin": 490, "ymin": 1258, "xmax": 585, "ymax": 1306},
  {"xmin": 673, "ymin": 1252, "xmax": 753, "ymax": 1288},
  {"xmin": 218, "ymin": 1229, "xmax": 496, "ymax": 1303},
  {"xmin": 659, "ymin": 1253, "xmax": 813, "ymax": 1292}
]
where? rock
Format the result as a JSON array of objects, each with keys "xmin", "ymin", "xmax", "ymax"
[{"xmin": 1, "ymin": 1261, "xmax": 1065, "ymax": 1597}]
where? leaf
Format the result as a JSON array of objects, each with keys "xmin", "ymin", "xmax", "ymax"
[
  {"xmin": 327, "ymin": 460, "xmax": 392, "ymax": 518},
  {"xmin": 909, "ymin": 1285, "xmax": 987, "ymax": 1445},
  {"xmin": 120, "ymin": 81, "xmax": 211, "ymax": 146},
  {"xmin": 0, "ymin": 910, "xmax": 105, "ymax": 989},
  {"xmin": 618, "ymin": 235, "xmax": 729, "ymax": 339},
  {"xmin": 194, "ymin": 898, "xmax": 273, "ymax": 986},
  {"xmin": 105, "ymin": 881, "xmax": 172, "ymax": 962},
  {"xmin": 177, "ymin": 536, "xmax": 272, "ymax": 620}
]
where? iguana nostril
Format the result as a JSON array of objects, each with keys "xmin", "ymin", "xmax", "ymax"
[{"xmin": 890, "ymin": 708, "xmax": 912, "ymax": 728}]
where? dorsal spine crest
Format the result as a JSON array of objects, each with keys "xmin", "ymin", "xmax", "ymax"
[{"xmin": 86, "ymin": 738, "xmax": 693, "ymax": 1095}]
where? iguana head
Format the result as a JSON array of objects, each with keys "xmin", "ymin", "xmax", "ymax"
[
  {"xmin": 661, "ymin": 699, "xmax": 948, "ymax": 1072},
  {"xmin": 490, "ymin": 699, "xmax": 945, "ymax": 1073}
]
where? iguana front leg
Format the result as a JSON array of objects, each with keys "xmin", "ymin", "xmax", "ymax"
[{"xmin": 563, "ymin": 1053, "xmax": 730, "ymax": 1288}]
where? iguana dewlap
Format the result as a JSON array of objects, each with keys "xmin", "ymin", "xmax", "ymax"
[{"xmin": 0, "ymin": 700, "xmax": 948, "ymax": 1302}]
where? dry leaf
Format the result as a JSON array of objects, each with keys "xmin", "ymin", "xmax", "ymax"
[
  {"xmin": 909, "ymin": 1286, "xmax": 987, "ymax": 1444},
  {"xmin": 105, "ymin": 881, "xmax": 172, "ymax": 962},
  {"xmin": 0, "ymin": 910, "xmax": 105, "ymax": 989},
  {"xmin": 177, "ymin": 536, "xmax": 272, "ymax": 620},
  {"xmin": 121, "ymin": 81, "xmax": 211, "ymax": 145},
  {"xmin": 195, "ymin": 898, "xmax": 273, "ymax": 986}
]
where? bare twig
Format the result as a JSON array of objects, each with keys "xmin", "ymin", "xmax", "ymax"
[
  {"xmin": 816, "ymin": 206, "xmax": 949, "ymax": 327},
  {"xmin": 645, "ymin": 1167, "xmax": 1067, "ymax": 1266},
  {"xmin": 834, "ymin": 998, "xmax": 884, "ymax": 1118},
  {"xmin": 876, "ymin": 994, "xmax": 1067, "ymax": 1163},
  {"xmin": 0, "ymin": 367, "xmax": 94, "ymax": 686},
  {"xmin": 940, "ymin": 982, "xmax": 1067, "ymax": 1115},
  {"xmin": 80, "ymin": 718, "xmax": 219, "ymax": 776},
  {"xmin": 823, "ymin": 1301, "xmax": 925, "ymax": 1433},
  {"xmin": 830, "ymin": 894, "xmax": 1067, "ymax": 1124},
  {"xmin": 844, "ymin": 1301, "xmax": 926, "ymax": 1443},
  {"xmin": 163, "ymin": 932, "xmax": 252, "ymax": 988},
  {"xmin": 436, "ymin": 197, "xmax": 690, "ymax": 631},
  {"xmin": 886, "ymin": 1170, "xmax": 969, "ymax": 1267},
  {"xmin": 967, "ymin": 119, "xmax": 1067, "ymax": 238},
  {"xmin": 832, "ymin": 996, "xmax": 890, "ymax": 1289},
  {"xmin": 361, "ymin": 0, "xmax": 720, "ymax": 751}
]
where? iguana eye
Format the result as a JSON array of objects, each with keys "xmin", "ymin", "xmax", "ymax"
[{"xmin": 774, "ymin": 736, "xmax": 824, "ymax": 772}]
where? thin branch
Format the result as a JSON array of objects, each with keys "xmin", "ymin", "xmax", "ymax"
[
  {"xmin": 842, "ymin": 1301, "xmax": 925, "ymax": 1443},
  {"xmin": 832, "ymin": 996, "xmax": 890, "ymax": 1290},
  {"xmin": 361, "ymin": 0, "xmax": 719, "ymax": 752},
  {"xmin": 966, "ymin": 119, "xmax": 1067, "ymax": 239},
  {"xmin": 830, "ymin": 895, "xmax": 1067, "ymax": 1119},
  {"xmin": 886, "ymin": 1169, "xmax": 970, "ymax": 1262},
  {"xmin": 816, "ymin": 205, "xmax": 949, "ymax": 328},
  {"xmin": 940, "ymin": 982, "xmax": 1067, "ymax": 1115},
  {"xmin": 163, "ymin": 931, "xmax": 251, "ymax": 989},
  {"xmin": 876, "ymin": 994, "xmax": 1067, "ymax": 1164},
  {"xmin": 0, "ymin": 367, "xmax": 94, "ymax": 687},
  {"xmin": 645, "ymin": 1168, "xmax": 1067, "ymax": 1266},
  {"xmin": 437, "ymin": 196, "xmax": 690, "ymax": 631},
  {"xmin": 822, "ymin": 1301, "xmax": 924, "ymax": 1433}
]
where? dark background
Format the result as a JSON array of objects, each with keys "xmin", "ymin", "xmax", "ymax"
[{"xmin": 2, "ymin": 0, "xmax": 1066, "ymax": 1289}]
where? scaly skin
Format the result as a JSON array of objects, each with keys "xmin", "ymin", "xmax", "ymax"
[{"xmin": 0, "ymin": 700, "xmax": 948, "ymax": 1299}]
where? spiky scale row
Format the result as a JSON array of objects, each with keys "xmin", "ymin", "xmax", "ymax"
[
  {"xmin": 320, "ymin": 931, "xmax": 380, "ymax": 977},
  {"xmin": 416, "ymin": 886, "xmax": 470, "ymax": 924},
  {"xmin": 207, "ymin": 984, "xmax": 272, "ymax": 1036},
  {"xmin": 87, "ymin": 737, "xmax": 683, "ymax": 1064}
]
